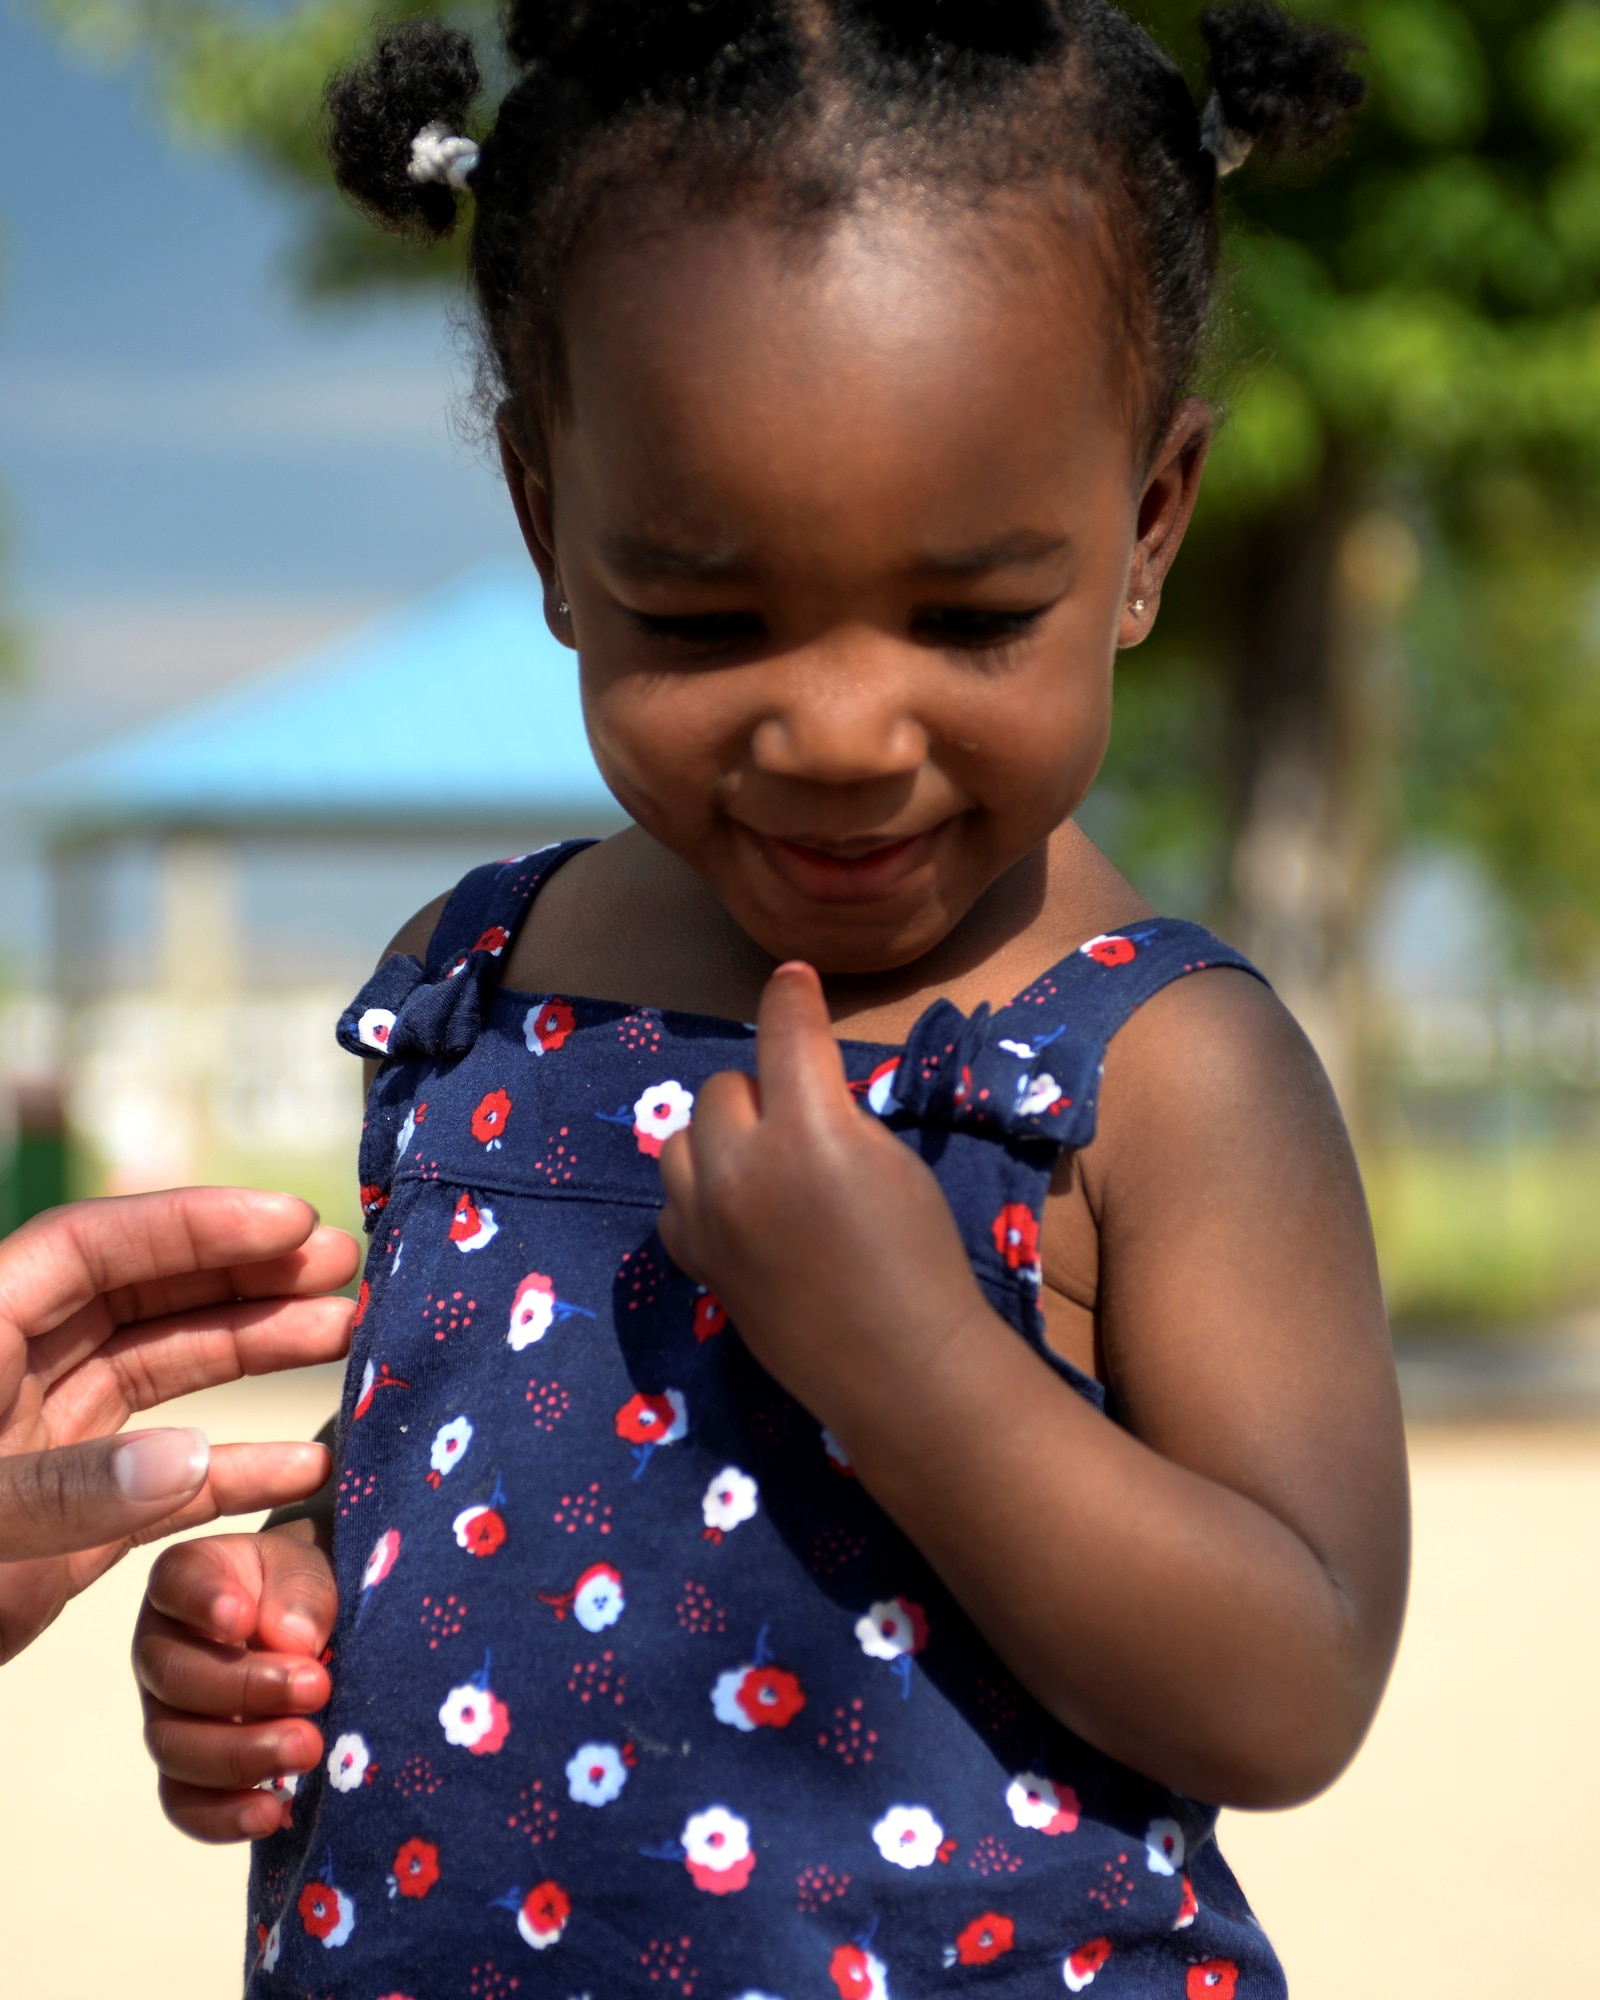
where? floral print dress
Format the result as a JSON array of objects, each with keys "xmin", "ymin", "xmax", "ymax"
[{"xmin": 245, "ymin": 840, "xmax": 1283, "ymax": 2000}]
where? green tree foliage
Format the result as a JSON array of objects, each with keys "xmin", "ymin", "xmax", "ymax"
[{"xmin": 37, "ymin": 0, "xmax": 1600, "ymax": 976}]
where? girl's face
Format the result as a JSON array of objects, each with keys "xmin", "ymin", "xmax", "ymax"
[{"xmin": 506, "ymin": 200, "xmax": 1209, "ymax": 975}]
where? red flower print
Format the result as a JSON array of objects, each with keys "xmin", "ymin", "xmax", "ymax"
[
  {"xmin": 735, "ymin": 1665, "xmax": 806, "ymax": 1729},
  {"xmin": 454, "ymin": 1504, "xmax": 507, "ymax": 1558},
  {"xmin": 392, "ymin": 1838, "xmax": 439, "ymax": 1900},
  {"xmin": 1187, "ymin": 1964, "xmax": 1239, "ymax": 2000},
  {"xmin": 472, "ymin": 1088, "xmax": 513, "ymax": 1145},
  {"xmin": 1084, "ymin": 933, "xmax": 1137, "ymax": 967},
  {"xmin": 297, "ymin": 1881, "xmax": 355, "ymax": 1945},
  {"xmin": 693, "ymin": 1292, "xmax": 728, "ymax": 1343},
  {"xmin": 954, "ymin": 1913, "xmax": 1015, "ymax": 1965},
  {"xmin": 615, "ymin": 1392, "xmax": 680, "ymax": 1445},
  {"xmin": 517, "ymin": 1878, "xmax": 571, "ymax": 1949},
  {"xmin": 353, "ymin": 1278, "xmax": 371, "ymax": 1328},
  {"xmin": 830, "ymin": 1943, "xmax": 888, "ymax": 2000},
  {"xmin": 1064, "ymin": 1937, "xmax": 1113, "ymax": 1992},
  {"xmin": 1175, "ymin": 1874, "xmax": 1198, "ymax": 1929},
  {"xmin": 526, "ymin": 998, "xmax": 577, "ymax": 1055},
  {"xmin": 474, "ymin": 925, "xmax": 510, "ymax": 956},
  {"xmin": 991, "ymin": 1202, "xmax": 1040, "ymax": 1273},
  {"xmin": 360, "ymin": 1183, "xmax": 389, "ymax": 1219}
]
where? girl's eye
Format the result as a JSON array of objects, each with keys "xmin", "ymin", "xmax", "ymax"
[
  {"xmin": 913, "ymin": 605, "xmax": 1050, "ymax": 649},
  {"xmin": 630, "ymin": 609, "xmax": 766, "ymax": 649}
]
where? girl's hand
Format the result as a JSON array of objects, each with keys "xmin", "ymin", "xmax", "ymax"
[
  {"xmin": 0, "ymin": 1188, "xmax": 356, "ymax": 1664},
  {"xmin": 657, "ymin": 962, "xmax": 989, "ymax": 1435},
  {"xmin": 132, "ymin": 1523, "xmax": 339, "ymax": 1843}
]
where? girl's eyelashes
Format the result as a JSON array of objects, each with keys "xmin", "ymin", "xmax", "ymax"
[
  {"xmin": 912, "ymin": 605, "xmax": 1052, "ymax": 650},
  {"xmin": 629, "ymin": 609, "xmax": 767, "ymax": 649},
  {"xmin": 627, "ymin": 604, "xmax": 1053, "ymax": 653}
]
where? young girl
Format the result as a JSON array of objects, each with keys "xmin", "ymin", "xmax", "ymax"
[{"xmin": 133, "ymin": 4, "xmax": 1407, "ymax": 1994}]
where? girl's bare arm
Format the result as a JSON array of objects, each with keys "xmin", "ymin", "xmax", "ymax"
[{"xmin": 658, "ymin": 964, "xmax": 1408, "ymax": 1810}]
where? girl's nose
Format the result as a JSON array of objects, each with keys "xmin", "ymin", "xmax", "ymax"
[{"xmin": 748, "ymin": 647, "xmax": 929, "ymax": 786}]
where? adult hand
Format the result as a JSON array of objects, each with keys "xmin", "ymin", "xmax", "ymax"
[{"xmin": 0, "ymin": 1188, "xmax": 357, "ymax": 1663}]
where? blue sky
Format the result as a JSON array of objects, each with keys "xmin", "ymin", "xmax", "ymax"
[{"xmin": 0, "ymin": 1, "xmax": 525, "ymax": 607}]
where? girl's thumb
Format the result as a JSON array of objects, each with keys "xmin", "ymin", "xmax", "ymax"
[{"xmin": 0, "ymin": 1428, "xmax": 209, "ymax": 1563}]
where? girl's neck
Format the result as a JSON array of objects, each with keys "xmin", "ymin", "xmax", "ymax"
[{"xmin": 501, "ymin": 819, "xmax": 1153, "ymax": 1041}]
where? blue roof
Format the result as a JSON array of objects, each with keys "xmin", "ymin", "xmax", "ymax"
[{"xmin": 17, "ymin": 565, "xmax": 621, "ymax": 832}]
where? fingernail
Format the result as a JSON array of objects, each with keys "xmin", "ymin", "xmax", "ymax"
[
  {"xmin": 288, "ymin": 1667, "xmax": 325, "ymax": 1707},
  {"xmin": 278, "ymin": 1613, "xmax": 319, "ymax": 1655},
  {"xmin": 110, "ymin": 1427, "xmax": 210, "ymax": 1502}
]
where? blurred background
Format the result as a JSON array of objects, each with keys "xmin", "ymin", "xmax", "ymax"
[{"xmin": 0, "ymin": 1, "xmax": 1597, "ymax": 1994}]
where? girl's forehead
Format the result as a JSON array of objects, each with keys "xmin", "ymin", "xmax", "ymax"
[{"xmin": 553, "ymin": 200, "xmax": 1133, "ymax": 506}]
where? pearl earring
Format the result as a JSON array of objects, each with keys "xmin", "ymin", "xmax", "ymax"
[
  {"xmin": 557, "ymin": 598, "xmax": 570, "ymax": 616},
  {"xmin": 1129, "ymin": 598, "xmax": 1147, "ymax": 615}
]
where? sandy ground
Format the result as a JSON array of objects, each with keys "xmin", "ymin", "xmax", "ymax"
[{"xmin": 1, "ymin": 1373, "xmax": 1596, "ymax": 1997}]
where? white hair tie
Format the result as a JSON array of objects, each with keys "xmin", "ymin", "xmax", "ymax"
[
  {"xmin": 407, "ymin": 120, "xmax": 480, "ymax": 192},
  {"xmin": 1200, "ymin": 93, "xmax": 1254, "ymax": 178}
]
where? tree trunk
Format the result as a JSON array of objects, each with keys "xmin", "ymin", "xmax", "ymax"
[{"xmin": 1225, "ymin": 463, "xmax": 1415, "ymax": 1131}]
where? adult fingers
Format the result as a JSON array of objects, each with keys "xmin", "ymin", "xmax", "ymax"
[
  {"xmin": 0, "ymin": 1189, "xmax": 323, "ymax": 1352},
  {"xmin": 128, "ymin": 1442, "xmax": 333, "ymax": 1548},
  {"xmin": 0, "ymin": 1427, "xmax": 211, "ymax": 1562},
  {"xmin": 134, "ymin": 1607, "xmax": 329, "ymax": 1721},
  {"xmin": 143, "ymin": 1694, "xmax": 323, "ymax": 1795},
  {"xmin": 40, "ymin": 1293, "xmax": 353, "ymax": 1442},
  {"xmin": 755, "ymin": 962, "xmax": 853, "ymax": 1126},
  {"xmin": 158, "ymin": 1774, "xmax": 291, "ymax": 1845}
]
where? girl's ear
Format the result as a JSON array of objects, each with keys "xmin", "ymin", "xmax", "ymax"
[
  {"xmin": 497, "ymin": 409, "xmax": 575, "ymax": 649},
  {"xmin": 1118, "ymin": 398, "xmax": 1213, "ymax": 649}
]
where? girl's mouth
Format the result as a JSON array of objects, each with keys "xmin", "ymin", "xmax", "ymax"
[{"xmin": 755, "ymin": 828, "xmax": 940, "ymax": 905}]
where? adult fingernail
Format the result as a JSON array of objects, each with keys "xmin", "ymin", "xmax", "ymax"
[{"xmin": 110, "ymin": 1428, "xmax": 210, "ymax": 1503}]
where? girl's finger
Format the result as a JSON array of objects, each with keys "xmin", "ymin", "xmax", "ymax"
[
  {"xmin": 145, "ymin": 1531, "xmax": 271, "ymax": 1645},
  {"xmin": 253, "ymin": 1523, "xmax": 340, "ymax": 1659},
  {"xmin": 755, "ymin": 962, "xmax": 852, "ymax": 1125},
  {"xmin": 142, "ymin": 1695, "xmax": 324, "ymax": 1792},
  {"xmin": 133, "ymin": 1609, "xmax": 330, "ymax": 1720},
  {"xmin": 157, "ymin": 1774, "xmax": 290, "ymax": 1845}
]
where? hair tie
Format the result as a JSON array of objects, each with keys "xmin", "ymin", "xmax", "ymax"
[
  {"xmin": 407, "ymin": 120, "xmax": 480, "ymax": 191},
  {"xmin": 1199, "ymin": 92, "xmax": 1254, "ymax": 178}
]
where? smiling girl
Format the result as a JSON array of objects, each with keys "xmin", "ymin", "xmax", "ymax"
[{"xmin": 132, "ymin": 4, "xmax": 1405, "ymax": 1994}]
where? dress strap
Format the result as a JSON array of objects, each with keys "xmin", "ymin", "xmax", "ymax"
[
  {"xmin": 335, "ymin": 840, "xmax": 597, "ymax": 1065},
  {"xmin": 889, "ymin": 918, "xmax": 1265, "ymax": 1155}
]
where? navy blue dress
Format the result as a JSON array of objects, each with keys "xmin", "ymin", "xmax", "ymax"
[{"xmin": 245, "ymin": 839, "xmax": 1284, "ymax": 2000}]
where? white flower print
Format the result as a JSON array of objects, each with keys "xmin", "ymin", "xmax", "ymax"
[
  {"xmin": 507, "ymin": 1272, "xmax": 556, "ymax": 1348},
  {"xmin": 565, "ymin": 1740, "xmax": 629, "ymax": 1807},
  {"xmin": 1006, "ymin": 1770, "xmax": 1080, "ymax": 1837},
  {"xmin": 1145, "ymin": 1817, "xmax": 1185, "ymax": 1876},
  {"xmin": 326, "ymin": 1732, "xmax": 370, "ymax": 1794},
  {"xmin": 357, "ymin": 1006, "xmax": 396, "ymax": 1054},
  {"xmin": 1062, "ymin": 1939, "xmax": 1113, "ymax": 1991},
  {"xmin": 865, "ymin": 1057, "xmax": 901, "ymax": 1117},
  {"xmin": 438, "ymin": 1679, "xmax": 511, "ymax": 1754},
  {"xmin": 711, "ymin": 1665, "xmax": 758, "ymax": 1733},
  {"xmin": 260, "ymin": 1921, "xmax": 281, "ymax": 1973},
  {"xmin": 430, "ymin": 1415, "xmax": 473, "ymax": 1480},
  {"xmin": 361, "ymin": 1529, "xmax": 400, "ymax": 1591},
  {"xmin": 572, "ymin": 1562, "xmax": 626, "ymax": 1634},
  {"xmin": 1017, "ymin": 1072, "xmax": 1062, "ymax": 1116},
  {"xmin": 394, "ymin": 1106, "xmax": 416, "ymax": 1158},
  {"xmin": 256, "ymin": 1770, "xmax": 299, "ymax": 1804},
  {"xmin": 633, "ymin": 1079, "xmax": 694, "ymax": 1158},
  {"xmin": 872, "ymin": 1804, "xmax": 944, "ymax": 1870},
  {"xmin": 681, "ymin": 1805, "xmax": 756, "ymax": 1893},
  {"xmin": 702, "ymin": 1466, "xmax": 759, "ymax": 1538},
  {"xmin": 855, "ymin": 1596, "xmax": 928, "ymax": 1662}
]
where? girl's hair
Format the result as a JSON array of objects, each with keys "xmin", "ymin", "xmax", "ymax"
[{"xmin": 325, "ymin": 1, "xmax": 1362, "ymax": 460}]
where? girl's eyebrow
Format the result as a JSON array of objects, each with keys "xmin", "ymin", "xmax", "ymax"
[
  {"xmin": 600, "ymin": 529, "xmax": 1073, "ymax": 582},
  {"xmin": 910, "ymin": 530, "xmax": 1073, "ymax": 577}
]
